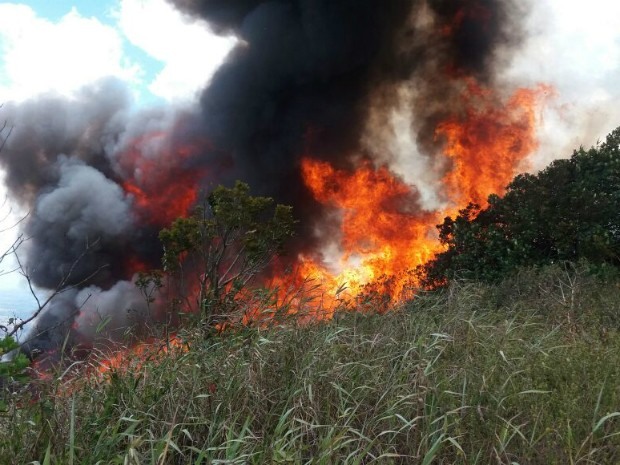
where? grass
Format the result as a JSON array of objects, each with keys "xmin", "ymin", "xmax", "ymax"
[{"xmin": 1, "ymin": 263, "xmax": 620, "ymax": 464}]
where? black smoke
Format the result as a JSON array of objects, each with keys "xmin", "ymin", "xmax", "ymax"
[
  {"xmin": 1, "ymin": 80, "xmax": 189, "ymax": 354},
  {"xmin": 169, "ymin": 0, "xmax": 524, "ymax": 241},
  {"xmin": 0, "ymin": 0, "xmax": 525, "ymax": 357}
]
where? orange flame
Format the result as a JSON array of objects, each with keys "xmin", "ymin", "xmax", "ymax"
[
  {"xmin": 95, "ymin": 335, "xmax": 187, "ymax": 375},
  {"xmin": 26, "ymin": 337, "xmax": 188, "ymax": 398},
  {"xmin": 437, "ymin": 80, "xmax": 552, "ymax": 206},
  {"xmin": 118, "ymin": 131, "xmax": 209, "ymax": 226},
  {"xmin": 300, "ymin": 159, "xmax": 438, "ymax": 301},
  {"xmin": 293, "ymin": 79, "xmax": 551, "ymax": 312}
]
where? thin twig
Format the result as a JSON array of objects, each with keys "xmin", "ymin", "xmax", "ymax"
[{"xmin": 8, "ymin": 239, "xmax": 108, "ymax": 337}]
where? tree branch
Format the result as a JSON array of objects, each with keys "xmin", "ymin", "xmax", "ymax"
[{"xmin": 7, "ymin": 238, "xmax": 108, "ymax": 338}]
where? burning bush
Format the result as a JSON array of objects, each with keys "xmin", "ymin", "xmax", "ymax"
[
  {"xmin": 420, "ymin": 126, "xmax": 620, "ymax": 286},
  {"xmin": 158, "ymin": 181, "xmax": 295, "ymax": 331}
]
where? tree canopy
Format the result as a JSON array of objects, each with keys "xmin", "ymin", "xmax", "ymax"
[
  {"xmin": 158, "ymin": 181, "xmax": 295, "ymax": 328},
  {"xmin": 420, "ymin": 126, "xmax": 620, "ymax": 287}
]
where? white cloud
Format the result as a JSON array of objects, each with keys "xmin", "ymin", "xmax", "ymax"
[
  {"xmin": 507, "ymin": 1, "xmax": 620, "ymax": 98},
  {"xmin": 0, "ymin": 3, "xmax": 141, "ymax": 102},
  {"xmin": 115, "ymin": 0, "xmax": 236, "ymax": 102}
]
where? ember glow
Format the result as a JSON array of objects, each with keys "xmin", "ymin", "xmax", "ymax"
[
  {"xmin": 118, "ymin": 131, "xmax": 209, "ymax": 226},
  {"xmin": 95, "ymin": 335, "xmax": 186, "ymax": 375},
  {"xmin": 289, "ymin": 78, "xmax": 550, "ymax": 312}
]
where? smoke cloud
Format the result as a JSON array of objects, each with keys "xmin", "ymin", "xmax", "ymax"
[
  {"xmin": 27, "ymin": 158, "xmax": 134, "ymax": 288},
  {"xmin": 2, "ymin": 0, "xmax": 616, "ymax": 358}
]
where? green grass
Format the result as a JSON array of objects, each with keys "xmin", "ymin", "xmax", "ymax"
[{"xmin": 1, "ymin": 263, "xmax": 620, "ymax": 464}]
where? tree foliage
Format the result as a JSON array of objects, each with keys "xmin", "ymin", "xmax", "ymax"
[
  {"xmin": 421, "ymin": 126, "xmax": 620, "ymax": 287},
  {"xmin": 159, "ymin": 181, "xmax": 295, "ymax": 328}
]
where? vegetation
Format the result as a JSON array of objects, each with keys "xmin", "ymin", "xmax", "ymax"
[
  {"xmin": 2, "ymin": 113, "xmax": 620, "ymax": 463},
  {"xmin": 0, "ymin": 336, "xmax": 27, "ymax": 373},
  {"xmin": 1, "ymin": 263, "xmax": 619, "ymax": 464},
  {"xmin": 421, "ymin": 127, "xmax": 620, "ymax": 287},
  {"xmin": 158, "ymin": 181, "xmax": 295, "ymax": 329}
]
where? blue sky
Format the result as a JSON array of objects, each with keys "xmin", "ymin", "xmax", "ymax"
[{"xmin": 14, "ymin": 0, "xmax": 114, "ymax": 23}]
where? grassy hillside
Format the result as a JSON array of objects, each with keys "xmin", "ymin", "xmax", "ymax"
[{"xmin": 2, "ymin": 263, "xmax": 620, "ymax": 464}]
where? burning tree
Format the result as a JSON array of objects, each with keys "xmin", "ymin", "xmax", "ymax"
[
  {"xmin": 420, "ymin": 126, "xmax": 620, "ymax": 286},
  {"xmin": 159, "ymin": 181, "xmax": 295, "ymax": 330}
]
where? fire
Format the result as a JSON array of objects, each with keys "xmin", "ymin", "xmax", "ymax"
[
  {"xmin": 95, "ymin": 335, "xmax": 186, "ymax": 375},
  {"xmin": 29, "ymin": 350, "xmax": 57, "ymax": 381},
  {"xmin": 43, "ymin": 79, "xmax": 548, "ymax": 371},
  {"xmin": 293, "ymin": 79, "xmax": 550, "ymax": 311},
  {"xmin": 117, "ymin": 131, "xmax": 210, "ymax": 226},
  {"xmin": 25, "ymin": 337, "xmax": 187, "ymax": 400},
  {"xmin": 61, "ymin": 79, "xmax": 549, "ymax": 351},
  {"xmin": 436, "ymin": 80, "xmax": 552, "ymax": 206},
  {"xmin": 300, "ymin": 158, "xmax": 439, "ymax": 303}
]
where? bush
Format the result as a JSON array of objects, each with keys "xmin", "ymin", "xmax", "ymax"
[{"xmin": 420, "ymin": 126, "xmax": 620, "ymax": 287}]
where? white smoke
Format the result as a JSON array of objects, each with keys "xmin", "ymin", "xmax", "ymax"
[
  {"xmin": 501, "ymin": 0, "xmax": 620, "ymax": 168},
  {"xmin": 74, "ymin": 279, "xmax": 150, "ymax": 343}
]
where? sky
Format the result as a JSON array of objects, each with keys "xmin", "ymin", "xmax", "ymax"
[
  {"xmin": 0, "ymin": 0, "xmax": 619, "ymax": 317},
  {"xmin": 0, "ymin": 0, "xmax": 236, "ymax": 316},
  {"xmin": 0, "ymin": 0, "xmax": 236, "ymax": 104},
  {"xmin": 502, "ymin": 0, "xmax": 620, "ymax": 168}
]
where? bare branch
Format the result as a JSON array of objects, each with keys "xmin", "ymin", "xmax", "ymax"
[
  {"xmin": 0, "ymin": 208, "xmax": 29, "ymax": 234},
  {"xmin": 0, "ymin": 233, "xmax": 24, "ymax": 273},
  {"xmin": 218, "ymin": 244, "xmax": 246, "ymax": 287},
  {"xmin": 7, "ymin": 238, "xmax": 108, "ymax": 338},
  {"xmin": 16, "ymin": 292, "xmax": 93, "ymax": 350}
]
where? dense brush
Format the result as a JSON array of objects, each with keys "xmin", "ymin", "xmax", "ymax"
[{"xmin": 2, "ymin": 263, "xmax": 619, "ymax": 464}]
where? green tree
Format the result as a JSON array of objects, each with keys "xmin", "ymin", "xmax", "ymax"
[
  {"xmin": 159, "ymin": 181, "xmax": 295, "ymax": 329},
  {"xmin": 421, "ymin": 126, "xmax": 620, "ymax": 287}
]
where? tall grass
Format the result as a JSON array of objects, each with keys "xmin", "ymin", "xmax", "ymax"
[{"xmin": 1, "ymin": 263, "xmax": 619, "ymax": 464}]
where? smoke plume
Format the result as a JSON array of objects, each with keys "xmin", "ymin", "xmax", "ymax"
[{"xmin": 0, "ymin": 0, "xmax": 552, "ymax": 357}]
